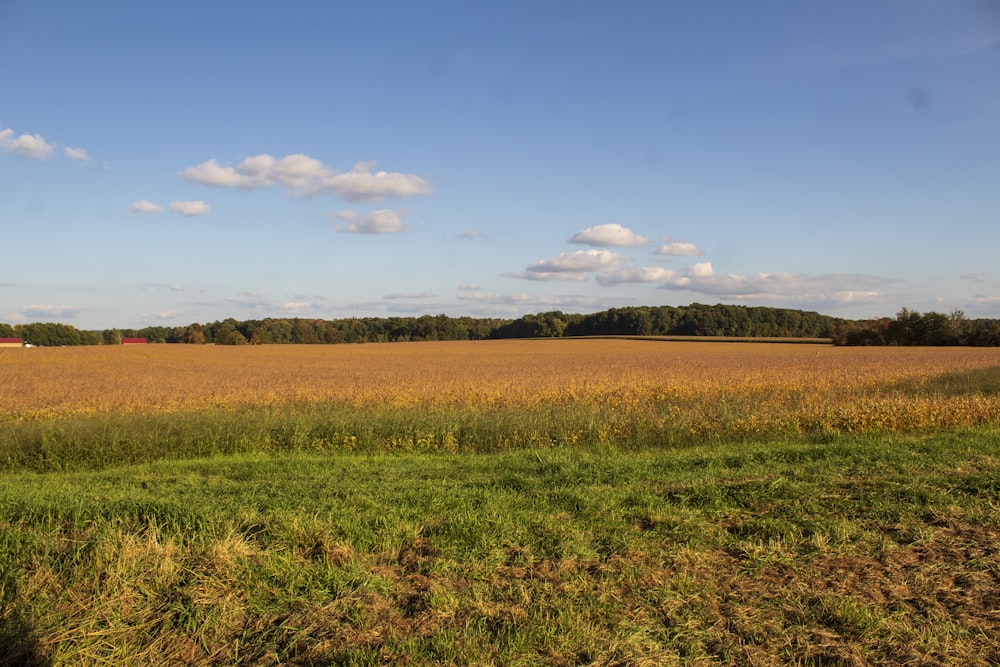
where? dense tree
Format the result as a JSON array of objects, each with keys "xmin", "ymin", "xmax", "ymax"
[
  {"xmin": 214, "ymin": 327, "xmax": 247, "ymax": 345},
  {"xmin": 5, "ymin": 304, "xmax": 996, "ymax": 348},
  {"xmin": 964, "ymin": 318, "xmax": 1000, "ymax": 346},
  {"xmin": 257, "ymin": 319, "xmax": 293, "ymax": 344},
  {"xmin": 212, "ymin": 319, "xmax": 248, "ymax": 345},
  {"xmin": 535, "ymin": 312, "xmax": 569, "ymax": 337},
  {"xmin": 116, "ymin": 325, "xmax": 188, "ymax": 344},
  {"xmin": 291, "ymin": 319, "xmax": 319, "ymax": 344},
  {"xmin": 183, "ymin": 323, "xmax": 207, "ymax": 345},
  {"xmin": 314, "ymin": 320, "xmax": 343, "ymax": 344},
  {"xmin": 14, "ymin": 322, "xmax": 99, "ymax": 346},
  {"xmin": 837, "ymin": 309, "xmax": 1000, "ymax": 347}
]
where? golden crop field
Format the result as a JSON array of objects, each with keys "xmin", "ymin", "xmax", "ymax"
[{"xmin": 3, "ymin": 339, "xmax": 1000, "ymax": 438}]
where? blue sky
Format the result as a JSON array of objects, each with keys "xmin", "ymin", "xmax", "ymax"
[{"xmin": 2, "ymin": 1, "xmax": 998, "ymax": 330}]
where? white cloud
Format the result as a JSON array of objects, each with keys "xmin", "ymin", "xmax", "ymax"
[
  {"xmin": 386, "ymin": 302, "xmax": 447, "ymax": 314},
  {"xmin": 569, "ymin": 223, "xmax": 649, "ymax": 247},
  {"xmin": 510, "ymin": 271, "xmax": 591, "ymax": 282},
  {"xmin": 137, "ymin": 283, "xmax": 184, "ymax": 292},
  {"xmin": 457, "ymin": 291, "xmax": 556, "ymax": 305},
  {"xmin": 0, "ymin": 128, "xmax": 55, "ymax": 159},
  {"xmin": 655, "ymin": 240, "xmax": 703, "ymax": 256},
  {"xmin": 689, "ymin": 261, "xmax": 715, "ymax": 277},
  {"xmin": 827, "ymin": 291, "xmax": 883, "ymax": 304},
  {"xmin": 596, "ymin": 266, "xmax": 677, "ymax": 286},
  {"xmin": 384, "ymin": 292, "xmax": 438, "ymax": 300},
  {"xmin": 129, "ymin": 199, "xmax": 164, "ymax": 214},
  {"xmin": 278, "ymin": 301, "xmax": 313, "ymax": 314},
  {"xmin": 237, "ymin": 154, "xmax": 281, "ymax": 182},
  {"xmin": 326, "ymin": 161, "xmax": 433, "ymax": 202},
  {"xmin": 143, "ymin": 310, "xmax": 180, "ymax": 321},
  {"xmin": 333, "ymin": 209, "xmax": 406, "ymax": 234},
  {"xmin": 457, "ymin": 290, "xmax": 620, "ymax": 310},
  {"xmin": 65, "ymin": 147, "xmax": 90, "ymax": 162},
  {"xmin": 170, "ymin": 200, "xmax": 211, "ymax": 217},
  {"xmin": 660, "ymin": 261, "xmax": 891, "ymax": 305},
  {"xmin": 180, "ymin": 158, "xmax": 250, "ymax": 187},
  {"xmin": 268, "ymin": 154, "xmax": 328, "ymax": 192},
  {"xmin": 22, "ymin": 304, "xmax": 80, "ymax": 319},
  {"xmin": 960, "ymin": 273, "xmax": 1000, "ymax": 289},
  {"xmin": 460, "ymin": 230, "xmax": 486, "ymax": 239},
  {"xmin": 181, "ymin": 154, "xmax": 432, "ymax": 201},
  {"xmin": 227, "ymin": 293, "xmax": 317, "ymax": 315},
  {"xmin": 512, "ymin": 249, "xmax": 631, "ymax": 281}
]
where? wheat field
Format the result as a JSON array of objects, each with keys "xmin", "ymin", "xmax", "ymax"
[{"xmin": 3, "ymin": 340, "xmax": 999, "ymax": 437}]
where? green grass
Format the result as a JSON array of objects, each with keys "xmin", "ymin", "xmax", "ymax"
[
  {"xmin": 906, "ymin": 364, "xmax": 1000, "ymax": 396},
  {"xmin": 0, "ymin": 402, "xmax": 744, "ymax": 473},
  {"xmin": 3, "ymin": 429, "xmax": 1000, "ymax": 665}
]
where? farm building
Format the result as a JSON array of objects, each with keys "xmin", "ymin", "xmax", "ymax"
[
  {"xmin": 121, "ymin": 337, "xmax": 147, "ymax": 345},
  {"xmin": 0, "ymin": 337, "xmax": 23, "ymax": 348}
]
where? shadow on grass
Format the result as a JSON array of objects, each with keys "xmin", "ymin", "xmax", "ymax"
[
  {"xmin": 901, "ymin": 364, "xmax": 1000, "ymax": 397},
  {"xmin": 0, "ymin": 612, "xmax": 50, "ymax": 666},
  {"xmin": 1, "ymin": 565, "xmax": 51, "ymax": 666}
]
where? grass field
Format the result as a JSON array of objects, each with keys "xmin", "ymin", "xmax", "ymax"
[{"xmin": 2, "ymin": 340, "xmax": 1000, "ymax": 665}]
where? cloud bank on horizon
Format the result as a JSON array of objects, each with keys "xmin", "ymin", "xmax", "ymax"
[{"xmin": 513, "ymin": 228, "xmax": 889, "ymax": 309}]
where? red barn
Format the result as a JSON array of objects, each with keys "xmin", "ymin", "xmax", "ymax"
[
  {"xmin": 0, "ymin": 337, "xmax": 23, "ymax": 348},
  {"xmin": 121, "ymin": 337, "xmax": 147, "ymax": 345}
]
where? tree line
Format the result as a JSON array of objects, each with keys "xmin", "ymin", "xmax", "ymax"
[
  {"xmin": 837, "ymin": 309, "xmax": 1000, "ymax": 347},
  {"xmin": 0, "ymin": 322, "xmax": 102, "ymax": 346},
  {"xmin": 2, "ymin": 305, "xmax": 999, "ymax": 347}
]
